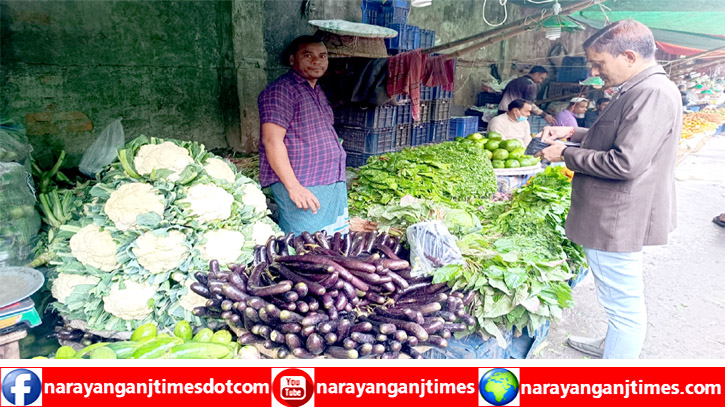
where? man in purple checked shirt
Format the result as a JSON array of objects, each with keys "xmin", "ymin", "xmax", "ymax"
[
  {"xmin": 554, "ymin": 97, "xmax": 589, "ymax": 128},
  {"xmin": 258, "ymin": 36, "xmax": 349, "ymax": 236}
]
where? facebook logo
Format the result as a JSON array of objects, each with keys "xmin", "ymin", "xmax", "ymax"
[{"xmin": 1, "ymin": 369, "xmax": 42, "ymax": 406}]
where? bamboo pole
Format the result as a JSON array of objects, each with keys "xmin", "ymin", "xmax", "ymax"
[
  {"xmin": 670, "ymin": 56, "xmax": 725, "ymax": 77},
  {"xmin": 422, "ymin": 0, "xmax": 603, "ymax": 56},
  {"xmin": 667, "ymin": 45, "xmax": 725, "ymax": 68}
]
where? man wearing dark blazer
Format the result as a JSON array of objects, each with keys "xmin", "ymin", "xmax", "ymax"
[{"xmin": 539, "ymin": 20, "xmax": 681, "ymax": 359}]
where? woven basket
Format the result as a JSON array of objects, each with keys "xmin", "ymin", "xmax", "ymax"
[{"xmin": 316, "ymin": 31, "xmax": 390, "ymax": 58}]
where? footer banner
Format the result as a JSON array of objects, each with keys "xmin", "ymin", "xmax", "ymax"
[{"xmin": 1, "ymin": 365, "xmax": 722, "ymax": 406}]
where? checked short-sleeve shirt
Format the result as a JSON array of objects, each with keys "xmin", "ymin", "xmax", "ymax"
[{"xmin": 258, "ymin": 70, "xmax": 346, "ymax": 188}]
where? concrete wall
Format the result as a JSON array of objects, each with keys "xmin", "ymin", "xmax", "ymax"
[{"xmin": 0, "ymin": 0, "xmax": 238, "ymax": 164}]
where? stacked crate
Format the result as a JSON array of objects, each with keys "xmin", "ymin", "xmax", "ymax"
[
  {"xmin": 449, "ymin": 116, "xmax": 478, "ymax": 141},
  {"xmin": 361, "ymin": 0, "xmax": 434, "ymax": 54},
  {"xmin": 334, "ymin": 105, "xmax": 398, "ymax": 168}
]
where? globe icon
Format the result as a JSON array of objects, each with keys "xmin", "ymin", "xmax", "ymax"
[{"xmin": 479, "ymin": 368, "xmax": 519, "ymax": 406}]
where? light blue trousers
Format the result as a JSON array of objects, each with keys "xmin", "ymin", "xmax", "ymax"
[{"xmin": 584, "ymin": 247, "xmax": 646, "ymax": 359}]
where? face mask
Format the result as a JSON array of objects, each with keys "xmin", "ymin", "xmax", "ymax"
[{"xmin": 516, "ymin": 112, "xmax": 527, "ymax": 122}]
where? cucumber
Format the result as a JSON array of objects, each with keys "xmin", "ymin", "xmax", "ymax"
[
  {"xmin": 90, "ymin": 347, "xmax": 117, "ymax": 359},
  {"xmin": 132, "ymin": 337, "xmax": 183, "ymax": 359},
  {"xmin": 169, "ymin": 342, "xmax": 233, "ymax": 359},
  {"xmin": 73, "ymin": 342, "xmax": 111, "ymax": 359},
  {"xmin": 105, "ymin": 341, "xmax": 143, "ymax": 359},
  {"xmin": 192, "ymin": 328, "xmax": 214, "ymax": 343},
  {"xmin": 173, "ymin": 321, "xmax": 193, "ymax": 341},
  {"xmin": 131, "ymin": 323, "xmax": 158, "ymax": 343}
]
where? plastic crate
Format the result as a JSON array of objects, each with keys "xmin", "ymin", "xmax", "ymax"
[
  {"xmin": 361, "ymin": 0, "xmax": 381, "ymax": 25},
  {"xmin": 477, "ymin": 91, "xmax": 502, "ymax": 106},
  {"xmin": 432, "ymin": 86, "xmax": 453, "ymax": 100},
  {"xmin": 429, "ymin": 99, "xmax": 451, "ymax": 121},
  {"xmin": 380, "ymin": 0, "xmax": 410, "ymax": 26},
  {"xmin": 335, "ymin": 105, "xmax": 396, "ymax": 129},
  {"xmin": 430, "ymin": 119, "xmax": 450, "ymax": 144},
  {"xmin": 420, "ymin": 29, "xmax": 435, "ymax": 48},
  {"xmin": 417, "ymin": 101, "xmax": 431, "ymax": 123},
  {"xmin": 449, "ymin": 116, "xmax": 478, "ymax": 140},
  {"xmin": 396, "ymin": 102, "xmax": 412, "ymax": 125},
  {"xmin": 529, "ymin": 115, "xmax": 547, "ymax": 134},
  {"xmin": 385, "ymin": 24, "xmax": 420, "ymax": 51},
  {"xmin": 394, "ymin": 124, "xmax": 412, "ymax": 150},
  {"xmin": 336, "ymin": 126, "xmax": 396, "ymax": 154},
  {"xmin": 410, "ymin": 123, "xmax": 430, "ymax": 146},
  {"xmin": 420, "ymin": 85, "xmax": 435, "ymax": 101},
  {"xmin": 346, "ymin": 152, "xmax": 380, "ymax": 168}
]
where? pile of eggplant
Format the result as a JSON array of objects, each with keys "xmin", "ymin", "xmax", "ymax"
[{"xmin": 190, "ymin": 231, "xmax": 477, "ymax": 359}]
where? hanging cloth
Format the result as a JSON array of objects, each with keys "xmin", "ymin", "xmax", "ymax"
[
  {"xmin": 387, "ymin": 50, "xmax": 425, "ymax": 121},
  {"xmin": 422, "ymin": 54, "xmax": 456, "ymax": 92}
]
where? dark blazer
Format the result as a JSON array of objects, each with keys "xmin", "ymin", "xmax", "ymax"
[{"xmin": 562, "ymin": 65, "xmax": 681, "ymax": 252}]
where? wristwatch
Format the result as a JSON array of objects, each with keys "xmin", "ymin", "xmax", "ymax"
[{"xmin": 560, "ymin": 146, "xmax": 568, "ymax": 162}]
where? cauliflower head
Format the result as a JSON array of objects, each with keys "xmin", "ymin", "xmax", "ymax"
[
  {"xmin": 51, "ymin": 273, "xmax": 101, "ymax": 304},
  {"xmin": 198, "ymin": 229, "xmax": 245, "ymax": 265},
  {"xmin": 252, "ymin": 221, "xmax": 277, "ymax": 245},
  {"xmin": 241, "ymin": 183, "xmax": 268, "ymax": 214},
  {"xmin": 178, "ymin": 279, "xmax": 208, "ymax": 312},
  {"xmin": 69, "ymin": 224, "xmax": 120, "ymax": 271},
  {"xmin": 182, "ymin": 183, "xmax": 234, "ymax": 222},
  {"xmin": 103, "ymin": 280, "xmax": 157, "ymax": 320},
  {"xmin": 132, "ymin": 230, "xmax": 189, "ymax": 274},
  {"xmin": 104, "ymin": 183, "xmax": 165, "ymax": 231},
  {"xmin": 204, "ymin": 158, "xmax": 236, "ymax": 184},
  {"xmin": 133, "ymin": 141, "xmax": 194, "ymax": 182}
]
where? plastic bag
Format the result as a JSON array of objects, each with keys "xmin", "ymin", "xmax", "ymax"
[
  {"xmin": 79, "ymin": 118, "xmax": 125, "ymax": 176},
  {"xmin": 0, "ymin": 162, "xmax": 41, "ymax": 267},
  {"xmin": 0, "ymin": 117, "xmax": 32, "ymax": 164},
  {"xmin": 406, "ymin": 220, "xmax": 465, "ymax": 278}
]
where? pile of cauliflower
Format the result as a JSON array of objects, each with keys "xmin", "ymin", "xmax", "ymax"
[{"xmin": 49, "ymin": 135, "xmax": 280, "ymax": 333}]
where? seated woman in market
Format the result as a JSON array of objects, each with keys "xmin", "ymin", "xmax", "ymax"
[
  {"xmin": 554, "ymin": 97, "xmax": 588, "ymax": 128},
  {"xmin": 486, "ymin": 98, "xmax": 533, "ymax": 147}
]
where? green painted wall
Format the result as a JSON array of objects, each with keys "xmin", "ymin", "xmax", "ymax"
[{"xmin": 0, "ymin": 0, "xmax": 239, "ymax": 164}]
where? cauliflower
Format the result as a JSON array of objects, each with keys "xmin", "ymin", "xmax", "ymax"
[
  {"xmin": 182, "ymin": 183, "xmax": 234, "ymax": 222},
  {"xmin": 103, "ymin": 280, "xmax": 157, "ymax": 320},
  {"xmin": 104, "ymin": 183, "xmax": 165, "ymax": 231},
  {"xmin": 241, "ymin": 183, "xmax": 268, "ymax": 214},
  {"xmin": 204, "ymin": 158, "xmax": 236, "ymax": 184},
  {"xmin": 178, "ymin": 279, "xmax": 208, "ymax": 312},
  {"xmin": 69, "ymin": 224, "xmax": 120, "ymax": 271},
  {"xmin": 198, "ymin": 229, "xmax": 245, "ymax": 264},
  {"xmin": 252, "ymin": 221, "xmax": 276, "ymax": 245},
  {"xmin": 132, "ymin": 230, "xmax": 189, "ymax": 274},
  {"xmin": 133, "ymin": 141, "xmax": 194, "ymax": 182},
  {"xmin": 51, "ymin": 273, "xmax": 101, "ymax": 304}
]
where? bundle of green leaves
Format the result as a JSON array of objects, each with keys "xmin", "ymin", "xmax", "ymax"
[
  {"xmin": 48, "ymin": 135, "xmax": 280, "ymax": 334},
  {"xmin": 348, "ymin": 141, "xmax": 497, "ymax": 215},
  {"xmin": 433, "ymin": 166, "xmax": 586, "ymax": 347}
]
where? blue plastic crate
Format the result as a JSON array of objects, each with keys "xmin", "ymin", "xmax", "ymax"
[
  {"xmin": 423, "ymin": 332, "xmax": 512, "ymax": 359},
  {"xmin": 346, "ymin": 152, "xmax": 391, "ymax": 168},
  {"xmin": 431, "ymin": 86, "xmax": 453, "ymax": 100},
  {"xmin": 449, "ymin": 116, "xmax": 478, "ymax": 140},
  {"xmin": 410, "ymin": 123, "xmax": 430, "ymax": 146},
  {"xmin": 396, "ymin": 102, "xmax": 412, "ymax": 125},
  {"xmin": 385, "ymin": 24, "xmax": 420, "ymax": 51},
  {"xmin": 430, "ymin": 99, "xmax": 451, "ymax": 121},
  {"xmin": 430, "ymin": 119, "xmax": 450, "ymax": 144},
  {"xmin": 394, "ymin": 124, "xmax": 412, "ymax": 150},
  {"xmin": 336, "ymin": 126, "xmax": 396, "ymax": 154},
  {"xmin": 335, "ymin": 105, "xmax": 397, "ymax": 129},
  {"xmin": 380, "ymin": 0, "xmax": 410, "ymax": 25},
  {"xmin": 420, "ymin": 29, "xmax": 435, "ymax": 48},
  {"xmin": 420, "ymin": 85, "xmax": 435, "ymax": 101},
  {"xmin": 529, "ymin": 115, "xmax": 547, "ymax": 134},
  {"xmin": 417, "ymin": 101, "xmax": 431, "ymax": 123},
  {"xmin": 361, "ymin": 0, "xmax": 381, "ymax": 25}
]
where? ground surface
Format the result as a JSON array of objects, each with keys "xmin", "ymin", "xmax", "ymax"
[{"xmin": 536, "ymin": 134, "xmax": 725, "ymax": 359}]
